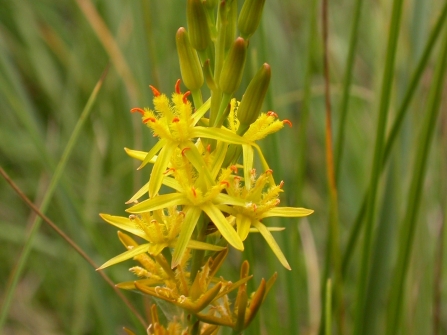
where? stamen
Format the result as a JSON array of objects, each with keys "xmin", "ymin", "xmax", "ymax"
[
  {"xmin": 230, "ymin": 165, "xmax": 238, "ymax": 173},
  {"xmin": 143, "ymin": 117, "xmax": 156, "ymax": 123},
  {"xmin": 279, "ymin": 180, "xmax": 284, "ymax": 188},
  {"xmin": 191, "ymin": 187, "xmax": 197, "ymax": 197},
  {"xmin": 283, "ymin": 119, "xmax": 293, "ymax": 127},
  {"xmin": 175, "ymin": 79, "xmax": 181, "ymax": 94},
  {"xmin": 220, "ymin": 181, "xmax": 230, "ymax": 188},
  {"xmin": 130, "ymin": 107, "xmax": 145, "ymax": 115},
  {"xmin": 206, "ymin": 144, "xmax": 211, "ymax": 152},
  {"xmin": 182, "ymin": 91, "xmax": 191, "ymax": 104},
  {"xmin": 172, "ymin": 117, "xmax": 180, "ymax": 123},
  {"xmin": 181, "ymin": 147, "xmax": 190, "ymax": 156},
  {"xmin": 178, "ymin": 211, "xmax": 185, "ymax": 218},
  {"xmin": 163, "ymin": 168, "xmax": 176, "ymax": 175},
  {"xmin": 265, "ymin": 169, "xmax": 273, "ymax": 174},
  {"xmin": 275, "ymin": 199, "xmax": 281, "ymax": 205},
  {"xmin": 149, "ymin": 85, "xmax": 161, "ymax": 97},
  {"xmin": 150, "ymin": 219, "xmax": 157, "ymax": 224},
  {"xmin": 267, "ymin": 111, "xmax": 278, "ymax": 118}
]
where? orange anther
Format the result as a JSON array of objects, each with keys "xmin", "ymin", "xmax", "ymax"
[
  {"xmin": 172, "ymin": 117, "xmax": 180, "ymax": 123},
  {"xmin": 252, "ymin": 204, "xmax": 257, "ymax": 211},
  {"xmin": 143, "ymin": 117, "xmax": 156, "ymax": 123},
  {"xmin": 283, "ymin": 119, "xmax": 292, "ymax": 127},
  {"xmin": 275, "ymin": 199, "xmax": 281, "ymax": 205},
  {"xmin": 191, "ymin": 187, "xmax": 197, "ymax": 197},
  {"xmin": 230, "ymin": 165, "xmax": 238, "ymax": 173},
  {"xmin": 279, "ymin": 180, "xmax": 284, "ymax": 188},
  {"xmin": 175, "ymin": 79, "xmax": 181, "ymax": 94},
  {"xmin": 130, "ymin": 107, "xmax": 145, "ymax": 115},
  {"xmin": 163, "ymin": 168, "xmax": 176, "ymax": 175},
  {"xmin": 267, "ymin": 111, "xmax": 278, "ymax": 118},
  {"xmin": 151, "ymin": 219, "xmax": 157, "ymax": 224},
  {"xmin": 206, "ymin": 144, "xmax": 211, "ymax": 152},
  {"xmin": 181, "ymin": 147, "xmax": 190, "ymax": 156},
  {"xmin": 179, "ymin": 211, "xmax": 185, "ymax": 218},
  {"xmin": 265, "ymin": 169, "xmax": 273, "ymax": 174},
  {"xmin": 149, "ymin": 85, "xmax": 161, "ymax": 97},
  {"xmin": 220, "ymin": 181, "xmax": 230, "ymax": 188},
  {"xmin": 234, "ymin": 176, "xmax": 241, "ymax": 181},
  {"xmin": 182, "ymin": 91, "xmax": 191, "ymax": 104}
]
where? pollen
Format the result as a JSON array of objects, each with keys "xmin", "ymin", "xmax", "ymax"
[
  {"xmin": 130, "ymin": 107, "xmax": 145, "ymax": 115},
  {"xmin": 283, "ymin": 120, "xmax": 292, "ymax": 127},
  {"xmin": 181, "ymin": 147, "xmax": 190, "ymax": 156},
  {"xmin": 149, "ymin": 85, "xmax": 161, "ymax": 97},
  {"xmin": 182, "ymin": 91, "xmax": 191, "ymax": 104},
  {"xmin": 175, "ymin": 79, "xmax": 181, "ymax": 94},
  {"xmin": 143, "ymin": 117, "xmax": 156, "ymax": 123}
]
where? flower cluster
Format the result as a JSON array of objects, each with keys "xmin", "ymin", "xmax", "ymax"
[{"xmin": 98, "ymin": 1, "xmax": 312, "ymax": 333}]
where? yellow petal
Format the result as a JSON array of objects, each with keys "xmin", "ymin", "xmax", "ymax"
[
  {"xmin": 126, "ymin": 193, "xmax": 186, "ymax": 214},
  {"xmin": 171, "ymin": 206, "xmax": 202, "ymax": 268},
  {"xmin": 236, "ymin": 214, "xmax": 252, "ymax": 240},
  {"xmin": 252, "ymin": 221, "xmax": 290, "ymax": 270},
  {"xmin": 242, "ymin": 144, "xmax": 253, "ymax": 189},
  {"xmin": 261, "ymin": 207, "xmax": 314, "ymax": 218},
  {"xmin": 99, "ymin": 214, "xmax": 149, "ymax": 241},
  {"xmin": 97, "ymin": 243, "xmax": 150, "ymax": 270},
  {"xmin": 192, "ymin": 126, "xmax": 250, "ymax": 145},
  {"xmin": 137, "ymin": 138, "xmax": 166, "ymax": 169},
  {"xmin": 124, "ymin": 147, "xmax": 153, "ymax": 162},
  {"xmin": 148, "ymin": 141, "xmax": 177, "ymax": 197},
  {"xmin": 187, "ymin": 240, "xmax": 226, "ymax": 251},
  {"xmin": 192, "ymin": 97, "xmax": 211, "ymax": 125},
  {"xmin": 202, "ymin": 203, "xmax": 244, "ymax": 250}
]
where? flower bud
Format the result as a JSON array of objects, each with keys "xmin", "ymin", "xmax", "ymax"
[
  {"xmin": 238, "ymin": 0, "xmax": 266, "ymax": 40},
  {"xmin": 202, "ymin": 0, "xmax": 217, "ymax": 10},
  {"xmin": 187, "ymin": 0, "xmax": 211, "ymax": 51},
  {"xmin": 219, "ymin": 37, "xmax": 247, "ymax": 94},
  {"xmin": 237, "ymin": 63, "xmax": 271, "ymax": 132},
  {"xmin": 225, "ymin": 0, "xmax": 238, "ymax": 50},
  {"xmin": 176, "ymin": 27, "xmax": 204, "ymax": 91}
]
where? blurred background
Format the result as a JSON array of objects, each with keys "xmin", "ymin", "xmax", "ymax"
[{"xmin": 0, "ymin": 0, "xmax": 446, "ymax": 334}]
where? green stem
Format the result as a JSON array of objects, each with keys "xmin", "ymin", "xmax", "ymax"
[
  {"xmin": 191, "ymin": 89, "xmax": 203, "ymax": 109},
  {"xmin": 334, "ymin": 0, "xmax": 365, "ymax": 181},
  {"xmin": 353, "ymin": 0, "xmax": 405, "ymax": 333},
  {"xmin": 385, "ymin": 21, "xmax": 447, "ymax": 335},
  {"xmin": 342, "ymin": 1, "xmax": 447, "ymax": 276}
]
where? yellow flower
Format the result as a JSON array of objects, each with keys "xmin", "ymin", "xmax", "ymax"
[
  {"xmin": 217, "ymin": 168, "xmax": 313, "ymax": 270},
  {"xmin": 129, "ymin": 80, "xmax": 250, "ymax": 198}
]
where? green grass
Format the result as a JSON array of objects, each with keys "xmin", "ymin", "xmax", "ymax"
[{"xmin": 1, "ymin": 0, "xmax": 446, "ymax": 334}]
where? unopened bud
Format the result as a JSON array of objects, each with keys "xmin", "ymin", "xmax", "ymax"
[
  {"xmin": 238, "ymin": 0, "xmax": 266, "ymax": 40},
  {"xmin": 187, "ymin": 0, "xmax": 211, "ymax": 51},
  {"xmin": 202, "ymin": 0, "xmax": 217, "ymax": 10},
  {"xmin": 176, "ymin": 27, "xmax": 204, "ymax": 91},
  {"xmin": 225, "ymin": 0, "xmax": 238, "ymax": 50},
  {"xmin": 237, "ymin": 63, "xmax": 271, "ymax": 133},
  {"xmin": 219, "ymin": 37, "xmax": 247, "ymax": 94}
]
